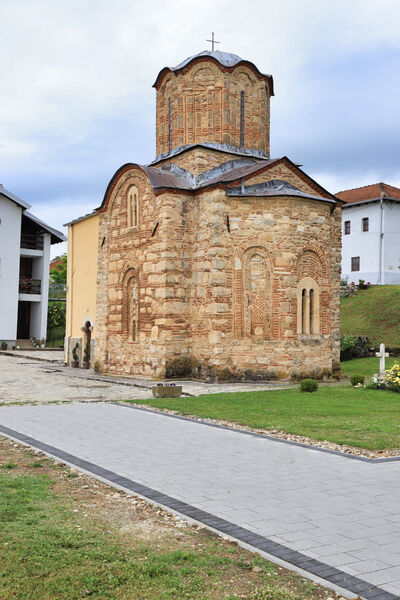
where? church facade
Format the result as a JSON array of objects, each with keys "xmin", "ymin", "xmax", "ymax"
[{"xmin": 65, "ymin": 50, "xmax": 342, "ymax": 381}]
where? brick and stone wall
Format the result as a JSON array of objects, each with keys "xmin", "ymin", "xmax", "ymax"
[
  {"xmin": 94, "ymin": 154, "xmax": 341, "ymax": 381},
  {"xmin": 154, "ymin": 58, "xmax": 272, "ymax": 157}
]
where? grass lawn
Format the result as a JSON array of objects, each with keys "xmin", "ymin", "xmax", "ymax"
[
  {"xmin": 129, "ymin": 385, "xmax": 400, "ymax": 450},
  {"xmin": 0, "ymin": 437, "xmax": 333, "ymax": 600},
  {"xmin": 341, "ymin": 356, "xmax": 398, "ymax": 379},
  {"xmin": 341, "ymin": 285, "xmax": 400, "ymax": 346}
]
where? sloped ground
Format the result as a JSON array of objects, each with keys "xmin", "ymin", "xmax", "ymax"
[{"xmin": 341, "ymin": 285, "xmax": 400, "ymax": 347}]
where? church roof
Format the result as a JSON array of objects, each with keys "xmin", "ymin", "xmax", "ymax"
[
  {"xmin": 153, "ymin": 50, "xmax": 274, "ymax": 93},
  {"xmin": 98, "ymin": 156, "xmax": 337, "ymax": 213},
  {"xmin": 174, "ymin": 50, "xmax": 243, "ymax": 70},
  {"xmin": 337, "ymin": 182, "xmax": 400, "ymax": 205}
]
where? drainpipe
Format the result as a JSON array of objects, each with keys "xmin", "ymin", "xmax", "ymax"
[
  {"xmin": 65, "ymin": 225, "xmax": 73, "ymax": 363},
  {"xmin": 378, "ymin": 183, "xmax": 385, "ymax": 285}
]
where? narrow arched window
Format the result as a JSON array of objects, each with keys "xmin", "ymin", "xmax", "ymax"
[
  {"xmin": 127, "ymin": 186, "xmax": 138, "ymax": 228},
  {"xmin": 309, "ymin": 288, "xmax": 314, "ymax": 334},
  {"xmin": 301, "ymin": 289, "xmax": 307, "ymax": 334},
  {"xmin": 297, "ymin": 278, "xmax": 319, "ymax": 335}
]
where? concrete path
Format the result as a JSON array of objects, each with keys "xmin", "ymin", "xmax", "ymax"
[
  {"xmin": 0, "ymin": 353, "xmax": 291, "ymax": 404},
  {"xmin": 0, "ymin": 402, "xmax": 399, "ymax": 599}
]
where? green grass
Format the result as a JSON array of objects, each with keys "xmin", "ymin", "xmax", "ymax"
[
  {"xmin": 341, "ymin": 356, "xmax": 398, "ymax": 379},
  {"xmin": 130, "ymin": 385, "xmax": 400, "ymax": 450},
  {"xmin": 0, "ymin": 459, "xmax": 325, "ymax": 600},
  {"xmin": 341, "ymin": 285, "xmax": 400, "ymax": 346}
]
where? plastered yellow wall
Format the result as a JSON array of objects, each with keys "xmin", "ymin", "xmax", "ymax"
[{"xmin": 66, "ymin": 214, "xmax": 99, "ymax": 338}]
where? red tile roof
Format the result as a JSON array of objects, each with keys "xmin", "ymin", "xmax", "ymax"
[{"xmin": 336, "ymin": 182, "xmax": 400, "ymax": 204}]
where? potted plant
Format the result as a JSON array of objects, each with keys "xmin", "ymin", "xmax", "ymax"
[
  {"xmin": 71, "ymin": 342, "xmax": 80, "ymax": 368},
  {"xmin": 82, "ymin": 342, "xmax": 90, "ymax": 369},
  {"xmin": 1, "ymin": 341, "xmax": 7, "ymax": 351},
  {"xmin": 152, "ymin": 382, "xmax": 183, "ymax": 398},
  {"xmin": 40, "ymin": 338, "xmax": 46, "ymax": 349}
]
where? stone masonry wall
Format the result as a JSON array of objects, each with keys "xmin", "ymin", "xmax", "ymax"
[
  {"xmin": 94, "ymin": 157, "xmax": 340, "ymax": 381},
  {"xmin": 155, "ymin": 59, "xmax": 271, "ymax": 157}
]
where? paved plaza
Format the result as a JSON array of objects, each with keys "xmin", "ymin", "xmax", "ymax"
[
  {"xmin": 0, "ymin": 400, "xmax": 400, "ymax": 599},
  {"xmin": 0, "ymin": 352, "xmax": 290, "ymax": 403}
]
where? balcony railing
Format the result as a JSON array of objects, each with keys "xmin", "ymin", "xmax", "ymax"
[
  {"xmin": 19, "ymin": 278, "xmax": 41, "ymax": 294},
  {"xmin": 21, "ymin": 233, "xmax": 44, "ymax": 250}
]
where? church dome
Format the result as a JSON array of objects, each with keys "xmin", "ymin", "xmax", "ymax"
[
  {"xmin": 153, "ymin": 50, "xmax": 274, "ymax": 158},
  {"xmin": 173, "ymin": 50, "xmax": 244, "ymax": 71}
]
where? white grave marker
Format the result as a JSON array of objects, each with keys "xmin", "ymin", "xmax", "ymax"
[{"xmin": 375, "ymin": 343, "xmax": 389, "ymax": 377}]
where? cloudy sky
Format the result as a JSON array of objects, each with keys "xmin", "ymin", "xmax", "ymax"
[{"xmin": 1, "ymin": 0, "xmax": 399, "ymax": 256}]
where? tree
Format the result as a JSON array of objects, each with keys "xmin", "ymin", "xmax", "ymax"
[{"xmin": 50, "ymin": 254, "xmax": 67, "ymax": 284}]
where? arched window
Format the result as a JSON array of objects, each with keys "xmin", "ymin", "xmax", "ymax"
[
  {"xmin": 127, "ymin": 186, "xmax": 138, "ymax": 228},
  {"xmin": 297, "ymin": 277, "xmax": 319, "ymax": 335}
]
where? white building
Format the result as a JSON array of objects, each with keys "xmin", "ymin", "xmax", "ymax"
[
  {"xmin": 337, "ymin": 182, "xmax": 400, "ymax": 285},
  {"xmin": 0, "ymin": 185, "xmax": 66, "ymax": 347}
]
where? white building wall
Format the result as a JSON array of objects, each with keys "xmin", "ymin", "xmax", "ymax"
[
  {"xmin": 382, "ymin": 202, "xmax": 400, "ymax": 284},
  {"xmin": 342, "ymin": 203, "xmax": 381, "ymax": 283},
  {"xmin": 341, "ymin": 201, "xmax": 400, "ymax": 285},
  {"xmin": 0, "ymin": 195, "xmax": 21, "ymax": 344}
]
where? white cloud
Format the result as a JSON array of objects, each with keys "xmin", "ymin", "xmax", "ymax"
[{"xmin": 1, "ymin": 0, "xmax": 399, "ymax": 221}]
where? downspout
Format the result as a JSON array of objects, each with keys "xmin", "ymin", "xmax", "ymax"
[
  {"xmin": 378, "ymin": 183, "xmax": 386, "ymax": 285},
  {"xmin": 65, "ymin": 225, "xmax": 73, "ymax": 363}
]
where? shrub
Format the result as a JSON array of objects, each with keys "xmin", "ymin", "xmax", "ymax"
[
  {"xmin": 72, "ymin": 342, "xmax": 80, "ymax": 362},
  {"xmin": 300, "ymin": 378, "xmax": 318, "ymax": 393},
  {"xmin": 340, "ymin": 335, "xmax": 357, "ymax": 361},
  {"xmin": 83, "ymin": 342, "xmax": 89, "ymax": 362},
  {"xmin": 350, "ymin": 374, "xmax": 365, "ymax": 386},
  {"xmin": 384, "ymin": 363, "xmax": 400, "ymax": 393}
]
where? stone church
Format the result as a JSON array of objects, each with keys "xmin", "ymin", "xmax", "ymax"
[{"xmin": 65, "ymin": 49, "xmax": 341, "ymax": 380}]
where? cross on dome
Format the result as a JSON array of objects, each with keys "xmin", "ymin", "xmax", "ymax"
[{"xmin": 206, "ymin": 32, "xmax": 220, "ymax": 51}]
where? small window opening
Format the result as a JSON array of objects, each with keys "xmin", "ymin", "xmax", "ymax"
[
  {"xmin": 362, "ymin": 217, "xmax": 369, "ymax": 232},
  {"xmin": 344, "ymin": 220, "xmax": 350, "ymax": 235},
  {"xmin": 351, "ymin": 256, "xmax": 360, "ymax": 272}
]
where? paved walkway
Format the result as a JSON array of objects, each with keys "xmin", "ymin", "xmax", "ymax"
[
  {"xmin": 0, "ymin": 402, "xmax": 399, "ymax": 599},
  {"xmin": 0, "ymin": 353, "xmax": 291, "ymax": 403}
]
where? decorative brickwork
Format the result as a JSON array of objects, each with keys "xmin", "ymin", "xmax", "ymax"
[
  {"xmin": 154, "ymin": 58, "xmax": 272, "ymax": 157},
  {"xmin": 66, "ymin": 50, "xmax": 341, "ymax": 382}
]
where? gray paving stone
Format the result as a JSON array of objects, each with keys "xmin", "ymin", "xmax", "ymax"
[{"xmin": 1, "ymin": 400, "xmax": 400, "ymax": 598}]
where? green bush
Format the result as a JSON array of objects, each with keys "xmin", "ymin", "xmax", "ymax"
[
  {"xmin": 300, "ymin": 378, "xmax": 318, "ymax": 393},
  {"xmin": 350, "ymin": 374, "xmax": 365, "ymax": 386},
  {"xmin": 340, "ymin": 335, "xmax": 357, "ymax": 361},
  {"xmin": 72, "ymin": 342, "xmax": 79, "ymax": 362},
  {"xmin": 83, "ymin": 343, "xmax": 89, "ymax": 363}
]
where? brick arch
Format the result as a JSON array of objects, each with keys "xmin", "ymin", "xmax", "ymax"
[
  {"xmin": 109, "ymin": 174, "xmax": 143, "ymax": 213},
  {"xmin": 188, "ymin": 61, "xmax": 223, "ymax": 83},
  {"xmin": 296, "ymin": 244, "xmax": 329, "ymax": 280},
  {"xmin": 232, "ymin": 66, "xmax": 257, "ymax": 85}
]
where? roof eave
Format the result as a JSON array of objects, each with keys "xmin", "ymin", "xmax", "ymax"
[{"xmin": 153, "ymin": 56, "xmax": 274, "ymax": 94}]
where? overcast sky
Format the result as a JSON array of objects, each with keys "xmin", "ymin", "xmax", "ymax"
[{"xmin": 1, "ymin": 0, "xmax": 399, "ymax": 256}]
